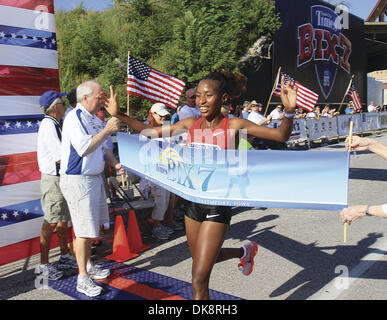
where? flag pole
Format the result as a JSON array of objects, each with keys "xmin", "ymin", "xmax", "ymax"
[
  {"xmin": 338, "ymin": 75, "xmax": 354, "ymax": 114},
  {"xmin": 264, "ymin": 66, "xmax": 281, "ymax": 117},
  {"xmin": 123, "ymin": 51, "xmax": 131, "ymax": 189},
  {"xmin": 127, "ymin": 51, "xmax": 130, "ymax": 116},
  {"xmin": 344, "ymin": 119, "xmax": 354, "ymax": 243}
]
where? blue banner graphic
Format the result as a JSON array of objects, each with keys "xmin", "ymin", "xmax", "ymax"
[{"xmin": 117, "ymin": 133, "xmax": 349, "ymax": 210}]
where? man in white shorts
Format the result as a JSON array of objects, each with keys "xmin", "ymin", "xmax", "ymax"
[
  {"xmin": 60, "ymin": 80, "xmax": 123, "ymax": 297},
  {"xmin": 36, "ymin": 90, "xmax": 78, "ymax": 282}
]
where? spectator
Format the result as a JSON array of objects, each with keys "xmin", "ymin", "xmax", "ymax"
[
  {"xmin": 295, "ymin": 107, "xmax": 306, "ymax": 119},
  {"xmin": 367, "ymin": 101, "xmax": 380, "ymax": 112},
  {"xmin": 340, "ymin": 136, "xmax": 387, "ymax": 224},
  {"xmin": 170, "ymin": 105, "xmax": 182, "ymax": 124},
  {"xmin": 233, "ymin": 104, "xmax": 243, "ymax": 118},
  {"xmin": 96, "ymin": 107, "xmax": 117, "ymax": 203},
  {"xmin": 270, "ymin": 104, "xmax": 284, "ymax": 120},
  {"xmin": 306, "ymin": 106, "xmax": 320, "ymax": 120},
  {"xmin": 59, "ymin": 80, "xmax": 123, "ymax": 297},
  {"xmin": 321, "ymin": 105, "xmax": 330, "ymax": 117},
  {"xmin": 329, "ymin": 107, "xmax": 340, "ymax": 117},
  {"xmin": 139, "ymin": 103, "xmax": 175, "ymax": 240},
  {"xmin": 247, "ymin": 102, "xmax": 271, "ymax": 125},
  {"xmin": 315, "ymin": 106, "xmax": 321, "ymax": 117},
  {"xmin": 178, "ymin": 88, "xmax": 201, "ymax": 120},
  {"xmin": 35, "ymin": 90, "xmax": 77, "ymax": 281},
  {"xmin": 345, "ymin": 102, "xmax": 355, "ymax": 115},
  {"xmin": 104, "ymin": 70, "xmax": 298, "ymax": 300},
  {"xmin": 241, "ymin": 100, "xmax": 250, "ymax": 119},
  {"xmin": 64, "ymin": 88, "xmax": 77, "ymax": 118}
]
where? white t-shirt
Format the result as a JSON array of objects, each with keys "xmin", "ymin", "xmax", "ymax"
[
  {"xmin": 247, "ymin": 112, "xmax": 265, "ymax": 124},
  {"xmin": 368, "ymin": 104, "xmax": 376, "ymax": 112},
  {"xmin": 178, "ymin": 104, "xmax": 201, "ymax": 120},
  {"xmin": 241, "ymin": 110, "xmax": 249, "ymax": 119},
  {"xmin": 270, "ymin": 109, "xmax": 282, "ymax": 120},
  {"xmin": 60, "ymin": 103, "xmax": 108, "ymax": 176},
  {"xmin": 37, "ymin": 116, "xmax": 62, "ymax": 176}
]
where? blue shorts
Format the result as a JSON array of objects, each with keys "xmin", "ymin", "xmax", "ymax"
[{"xmin": 185, "ymin": 202, "xmax": 232, "ymax": 225}]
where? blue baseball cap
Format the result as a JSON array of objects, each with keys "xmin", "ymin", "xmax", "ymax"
[{"xmin": 39, "ymin": 90, "xmax": 67, "ymax": 110}]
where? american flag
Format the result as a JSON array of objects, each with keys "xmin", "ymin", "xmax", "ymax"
[
  {"xmin": 273, "ymin": 72, "xmax": 319, "ymax": 112},
  {"xmin": 346, "ymin": 80, "xmax": 362, "ymax": 112},
  {"xmin": 127, "ymin": 55, "xmax": 185, "ymax": 109},
  {"xmin": 0, "ymin": 0, "xmax": 60, "ymax": 263}
]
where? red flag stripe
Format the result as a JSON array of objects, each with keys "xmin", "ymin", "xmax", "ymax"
[
  {"xmin": 0, "ymin": 151, "xmax": 40, "ymax": 186},
  {"xmin": 127, "ymin": 80, "xmax": 180, "ymax": 105},
  {"xmin": 127, "ymin": 86, "xmax": 178, "ymax": 109},
  {"xmin": 127, "ymin": 76, "xmax": 181, "ymax": 102},
  {"xmin": 127, "ymin": 81, "xmax": 180, "ymax": 105},
  {"xmin": 0, "ymin": 65, "xmax": 59, "ymax": 96},
  {"xmin": 151, "ymin": 69, "xmax": 185, "ymax": 89},
  {"xmin": 144, "ymin": 75, "xmax": 183, "ymax": 100},
  {"xmin": 0, "ymin": 0, "xmax": 55, "ymax": 13},
  {"xmin": 148, "ymin": 73, "xmax": 184, "ymax": 97},
  {"xmin": 295, "ymin": 88, "xmax": 318, "ymax": 104},
  {"xmin": 352, "ymin": 91, "xmax": 362, "ymax": 111},
  {"xmin": 295, "ymin": 83, "xmax": 319, "ymax": 99}
]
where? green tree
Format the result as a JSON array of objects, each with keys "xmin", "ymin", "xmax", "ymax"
[{"xmin": 55, "ymin": 0, "xmax": 280, "ymax": 119}]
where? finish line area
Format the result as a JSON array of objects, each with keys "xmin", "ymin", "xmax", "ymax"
[{"xmin": 47, "ymin": 261, "xmax": 242, "ymax": 301}]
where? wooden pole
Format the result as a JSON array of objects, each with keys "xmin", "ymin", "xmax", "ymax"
[
  {"xmin": 123, "ymin": 51, "xmax": 131, "ymax": 189},
  {"xmin": 344, "ymin": 120, "xmax": 354, "ymax": 243},
  {"xmin": 338, "ymin": 75, "xmax": 354, "ymax": 114},
  {"xmin": 264, "ymin": 66, "xmax": 281, "ymax": 117},
  {"xmin": 127, "ymin": 51, "xmax": 131, "ymax": 116}
]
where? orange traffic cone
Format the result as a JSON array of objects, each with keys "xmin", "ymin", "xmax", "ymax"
[
  {"xmin": 127, "ymin": 210, "xmax": 151, "ymax": 253},
  {"xmin": 106, "ymin": 215, "xmax": 138, "ymax": 262}
]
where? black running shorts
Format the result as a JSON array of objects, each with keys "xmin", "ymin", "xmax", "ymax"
[{"xmin": 185, "ymin": 202, "xmax": 232, "ymax": 225}]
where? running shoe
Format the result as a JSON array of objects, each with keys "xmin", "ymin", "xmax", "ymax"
[
  {"xmin": 76, "ymin": 275, "xmax": 102, "ymax": 297},
  {"xmin": 35, "ymin": 263, "xmax": 63, "ymax": 281},
  {"xmin": 238, "ymin": 241, "xmax": 258, "ymax": 276},
  {"xmin": 58, "ymin": 254, "xmax": 78, "ymax": 270},
  {"xmin": 152, "ymin": 226, "xmax": 170, "ymax": 240},
  {"xmin": 87, "ymin": 263, "xmax": 111, "ymax": 280},
  {"xmin": 161, "ymin": 225, "xmax": 174, "ymax": 235}
]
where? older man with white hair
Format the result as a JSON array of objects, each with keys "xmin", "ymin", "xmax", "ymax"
[{"xmin": 60, "ymin": 80, "xmax": 123, "ymax": 297}]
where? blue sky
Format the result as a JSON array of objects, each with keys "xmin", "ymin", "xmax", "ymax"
[
  {"xmin": 54, "ymin": 0, "xmax": 114, "ymax": 12},
  {"xmin": 53, "ymin": 0, "xmax": 379, "ymax": 20}
]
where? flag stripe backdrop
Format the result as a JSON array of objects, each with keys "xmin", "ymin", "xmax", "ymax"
[
  {"xmin": 0, "ymin": 0, "xmax": 59, "ymax": 258},
  {"xmin": 0, "ymin": 97, "xmax": 42, "ymax": 116},
  {"xmin": 0, "ymin": 66, "xmax": 60, "ymax": 95},
  {"xmin": 273, "ymin": 72, "xmax": 319, "ymax": 112},
  {"xmin": 0, "ymin": 1, "xmax": 55, "ymax": 13}
]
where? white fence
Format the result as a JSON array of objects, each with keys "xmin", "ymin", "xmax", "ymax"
[{"xmin": 268, "ymin": 112, "xmax": 387, "ymax": 147}]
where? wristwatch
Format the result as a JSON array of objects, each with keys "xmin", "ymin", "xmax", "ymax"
[{"xmin": 365, "ymin": 205, "xmax": 371, "ymax": 216}]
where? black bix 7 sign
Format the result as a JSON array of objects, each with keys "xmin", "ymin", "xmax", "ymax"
[{"xmin": 273, "ymin": 0, "xmax": 366, "ymax": 105}]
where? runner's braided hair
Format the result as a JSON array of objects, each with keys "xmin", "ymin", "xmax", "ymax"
[{"xmin": 202, "ymin": 68, "xmax": 247, "ymax": 100}]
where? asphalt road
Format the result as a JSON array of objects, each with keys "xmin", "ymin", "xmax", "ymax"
[{"xmin": 1, "ymin": 131, "xmax": 386, "ymax": 301}]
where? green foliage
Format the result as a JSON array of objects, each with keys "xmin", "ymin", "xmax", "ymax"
[{"xmin": 55, "ymin": 0, "xmax": 280, "ymax": 119}]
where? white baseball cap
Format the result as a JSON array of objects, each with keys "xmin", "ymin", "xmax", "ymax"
[{"xmin": 150, "ymin": 103, "xmax": 170, "ymax": 116}]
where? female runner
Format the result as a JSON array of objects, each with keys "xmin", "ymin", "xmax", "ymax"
[{"xmin": 104, "ymin": 69, "xmax": 297, "ymax": 299}]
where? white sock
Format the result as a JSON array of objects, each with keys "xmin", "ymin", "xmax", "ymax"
[{"xmin": 240, "ymin": 245, "xmax": 247, "ymax": 260}]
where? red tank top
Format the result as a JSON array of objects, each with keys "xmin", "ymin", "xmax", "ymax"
[{"xmin": 186, "ymin": 116, "xmax": 231, "ymax": 150}]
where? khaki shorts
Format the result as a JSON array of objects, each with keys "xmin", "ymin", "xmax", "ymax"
[
  {"xmin": 60, "ymin": 174, "xmax": 109, "ymax": 238},
  {"xmin": 40, "ymin": 174, "xmax": 71, "ymax": 224}
]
